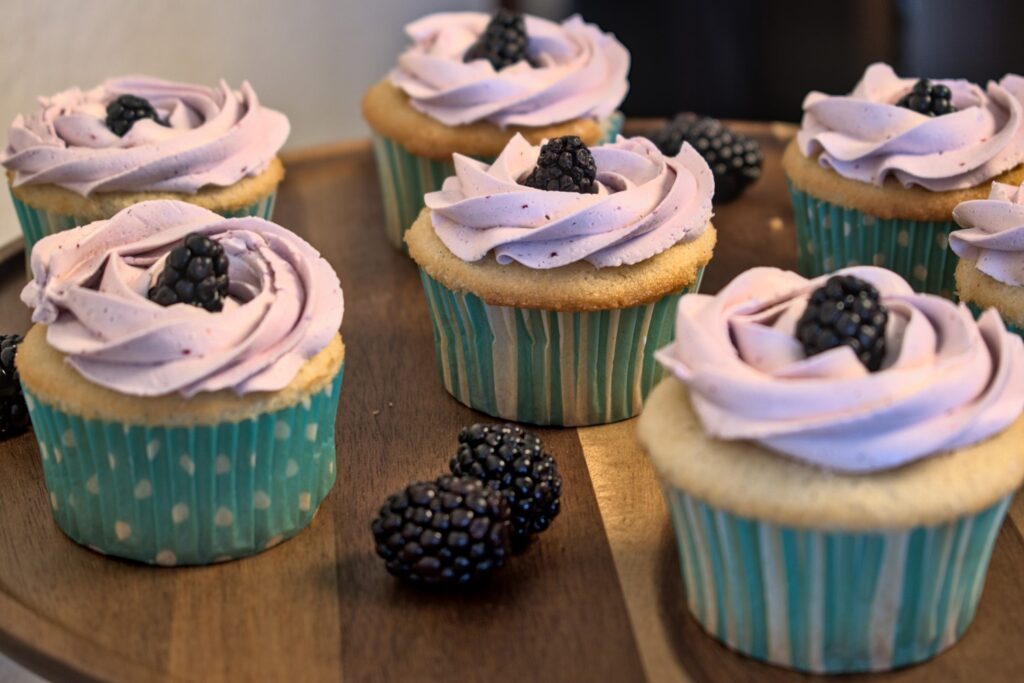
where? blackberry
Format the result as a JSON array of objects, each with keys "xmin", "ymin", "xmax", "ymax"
[
  {"xmin": 0, "ymin": 335, "xmax": 30, "ymax": 439},
  {"xmin": 464, "ymin": 9, "xmax": 532, "ymax": 71},
  {"xmin": 522, "ymin": 136, "xmax": 598, "ymax": 194},
  {"xmin": 371, "ymin": 475, "xmax": 512, "ymax": 587},
  {"xmin": 451, "ymin": 423, "xmax": 562, "ymax": 547},
  {"xmin": 650, "ymin": 114, "xmax": 762, "ymax": 203},
  {"xmin": 896, "ymin": 79, "xmax": 957, "ymax": 117},
  {"xmin": 796, "ymin": 275, "xmax": 889, "ymax": 372},
  {"xmin": 105, "ymin": 94, "xmax": 166, "ymax": 137},
  {"xmin": 148, "ymin": 233, "xmax": 230, "ymax": 312}
]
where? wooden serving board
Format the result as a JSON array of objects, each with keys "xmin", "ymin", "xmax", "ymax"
[{"xmin": 0, "ymin": 123, "xmax": 1022, "ymax": 683}]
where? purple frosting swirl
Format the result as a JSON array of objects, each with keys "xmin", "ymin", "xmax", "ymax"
[
  {"xmin": 951, "ymin": 181, "xmax": 1024, "ymax": 285},
  {"xmin": 2, "ymin": 76, "xmax": 289, "ymax": 196},
  {"xmin": 797, "ymin": 63, "xmax": 1024, "ymax": 191}
]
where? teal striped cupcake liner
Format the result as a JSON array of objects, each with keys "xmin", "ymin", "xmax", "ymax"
[
  {"xmin": 787, "ymin": 183, "xmax": 957, "ymax": 298},
  {"xmin": 663, "ymin": 485, "xmax": 1012, "ymax": 673},
  {"xmin": 416, "ymin": 267, "xmax": 699, "ymax": 426},
  {"xmin": 22, "ymin": 365, "xmax": 343, "ymax": 567},
  {"xmin": 11, "ymin": 189, "xmax": 277, "ymax": 266},
  {"xmin": 371, "ymin": 112, "xmax": 626, "ymax": 251},
  {"xmin": 964, "ymin": 301, "xmax": 1024, "ymax": 336}
]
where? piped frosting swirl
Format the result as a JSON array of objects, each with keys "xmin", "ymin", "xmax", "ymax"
[{"xmin": 950, "ymin": 181, "xmax": 1024, "ymax": 286}]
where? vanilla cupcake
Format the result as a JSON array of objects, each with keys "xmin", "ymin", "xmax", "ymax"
[
  {"xmin": 406, "ymin": 133, "xmax": 715, "ymax": 426},
  {"xmin": 784, "ymin": 63, "xmax": 1024, "ymax": 296},
  {"xmin": 639, "ymin": 266, "xmax": 1024, "ymax": 672},
  {"xmin": 363, "ymin": 10, "xmax": 629, "ymax": 249},
  {"xmin": 951, "ymin": 181, "xmax": 1024, "ymax": 333},
  {"xmin": 3, "ymin": 76, "xmax": 289, "ymax": 257},
  {"xmin": 17, "ymin": 200, "xmax": 344, "ymax": 566}
]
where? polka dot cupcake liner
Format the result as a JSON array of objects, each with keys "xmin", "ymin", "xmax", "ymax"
[
  {"xmin": 21, "ymin": 365, "xmax": 343, "ymax": 567},
  {"xmin": 662, "ymin": 484, "xmax": 1013, "ymax": 673},
  {"xmin": 10, "ymin": 189, "xmax": 277, "ymax": 268},
  {"xmin": 370, "ymin": 112, "xmax": 625, "ymax": 252},
  {"xmin": 416, "ymin": 267, "xmax": 699, "ymax": 426},
  {"xmin": 787, "ymin": 183, "xmax": 957, "ymax": 298},
  {"xmin": 964, "ymin": 302, "xmax": 1024, "ymax": 336}
]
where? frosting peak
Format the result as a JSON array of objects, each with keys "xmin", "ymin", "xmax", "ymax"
[
  {"xmin": 21, "ymin": 200, "xmax": 343, "ymax": 397},
  {"xmin": 797, "ymin": 63, "xmax": 1024, "ymax": 191},
  {"xmin": 656, "ymin": 266, "xmax": 1024, "ymax": 472},
  {"xmin": 389, "ymin": 12, "xmax": 629, "ymax": 127},
  {"xmin": 2, "ymin": 76, "xmax": 289, "ymax": 196},
  {"xmin": 950, "ymin": 181, "xmax": 1024, "ymax": 285},
  {"xmin": 425, "ymin": 134, "xmax": 714, "ymax": 268}
]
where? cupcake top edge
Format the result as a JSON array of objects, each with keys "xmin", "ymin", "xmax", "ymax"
[
  {"xmin": 20, "ymin": 199, "xmax": 343, "ymax": 398},
  {"xmin": 796, "ymin": 62, "xmax": 1024, "ymax": 192},
  {"xmin": 950, "ymin": 181, "xmax": 1024, "ymax": 286},
  {"xmin": 388, "ymin": 11, "xmax": 630, "ymax": 128},
  {"xmin": 423, "ymin": 133, "xmax": 715, "ymax": 269},
  {"xmin": 1, "ymin": 75, "xmax": 290, "ymax": 197},
  {"xmin": 655, "ymin": 265, "xmax": 1024, "ymax": 473}
]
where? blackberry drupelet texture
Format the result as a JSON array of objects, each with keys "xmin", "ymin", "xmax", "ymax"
[
  {"xmin": 0, "ymin": 335, "xmax": 30, "ymax": 439},
  {"xmin": 896, "ymin": 79, "xmax": 957, "ymax": 117},
  {"xmin": 148, "ymin": 233, "xmax": 230, "ymax": 312},
  {"xmin": 371, "ymin": 475, "xmax": 512, "ymax": 586},
  {"xmin": 451, "ymin": 423, "xmax": 562, "ymax": 547},
  {"xmin": 464, "ymin": 9, "xmax": 532, "ymax": 71},
  {"xmin": 105, "ymin": 94, "xmax": 166, "ymax": 137},
  {"xmin": 796, "ymin": 275, "xmax": 889, "ymax": 372},
  {"xmin": 522, "ymin": 136, "xmax": 598, "ymax": 194}
]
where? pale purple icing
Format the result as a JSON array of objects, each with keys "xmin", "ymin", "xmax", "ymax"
[
  {"xmin": 2, "ymin": 76, "xmax": 289, "ymax": 196},
  {"xmin": 656, "ymin": 266, "xmax": 1024, "ymax": 473},
  {"xmin": 389, "ymin": 12, "xmax": 629, "ymax": 127},
  {"xmin": 797, "ymin": 63, "xmax": 1024, "ymax": 191},
  {"xmin": 21, "ymin": 200, "xmax": 343, "ymax": 398},
  {"xmin": 424, "ymin": 134, "xmax": 713, "ymax": 269},
  {"xmin": 951, "ymin": 182, "xmax": 1024, "ymax": 286}
]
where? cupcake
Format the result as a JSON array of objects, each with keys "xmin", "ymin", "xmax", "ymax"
[
  {"xmin": 783, "ymin": 63, "xmax": 1024, "ymax": 297},
  {"xmin": 639, "ymin": 266, "xmax": 1024, "ymax": 673},
  {"xmin": 17, "ymin": 200, "xmax": 344, "ymax": 566},
  {"xmin": 406, "ymin": 133, "xmax": 715, "ymax": 426},
  {"xmin": 950, "ymin": 181, "xmax": 1024, "ymax": 334},
  {"xmin": 2, "ymin": 76, "xmax": 289, "ymax": 258},
  {"xmin": 363, "ymin": 10, "xmax": 629, "ymax": 250}
]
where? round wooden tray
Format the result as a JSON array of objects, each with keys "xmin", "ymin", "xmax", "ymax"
[{"xmin": 1, "ymin": 125, "xmax": 1022, "ymax": 683}]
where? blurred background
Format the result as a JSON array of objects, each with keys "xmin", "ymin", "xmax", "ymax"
[{"xmin": 1, "ymin": 0, "xmax": 1023, "ymax": 240}]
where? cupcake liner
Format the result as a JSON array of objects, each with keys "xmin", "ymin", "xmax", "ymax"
[
  {"xmin": 371, "ymin": 112, "xmax": 626, "ymax": 251},
  {"xmin": 416, "ymin": 267, "xmax": 701, "ymax": 426},
  {"xmin": 964, "ymin": 302, "xmax": 1024, "ymax": 336},
  {"xmin": 787, "ymin": 183, "xmax": 957, "ymax": 298},
  {"xmin": 11, "ymin": 189, "xmax": 277, "ymax": 263},
  {"xmin": 22, "ymin": 365, "xmax": 343, "ymax": 567},
  {"xmin": 662, "ymin": 484, "xmax": 1012, "ymax": 673}
]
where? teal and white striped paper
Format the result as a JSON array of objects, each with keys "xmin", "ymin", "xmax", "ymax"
[
  {"xmin": 372, "ymin": 113, "xmax": 626, "ymax": 251},
  {"xmin": 663, "ymin": 485, "xmax": 1012, "ymax": 673},
  {"xmin": 788, "ymin": 183, "xmax": 957, "ymax": 298},
  {"xmin": 417, "ymin": 267, "xmax": 700, "ymax": 426},
  {"xmin": 11, "ymin": 190, "xmax": 277, "ymax": 264},
  {"xmin": 22, "ymin": 364, "xmax": 342, "ymax": 567}
]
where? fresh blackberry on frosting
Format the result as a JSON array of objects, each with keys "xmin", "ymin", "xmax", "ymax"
[
  {"xmin": 0, "ymin": 334, "xmax": 29, "ymax": 439},
  {"xmin": 796, "ymin": 275, "xmax": 888, "ymax": 371},
  {"xmin": 371, "ymin": 475, "xmax": 512, "ymax": 587},
  {"xmin": 522, "ymin": 136, "xmax": 598, "ymax": 194},
  {"xmin": 450, "ymin": 423, "xmax": 562, "ymax": 548},
  {"xmin": 105, "ymin": 94, "xmax": 166, "ymax": 136},
  {"xmin": 148, "ymin": 233, "xmax": 230, "ymax": 312},
  {"xmin": 896, "ymin": 79, "xmax": 957, "ymax": 117},
  {"xmin": 464, "ymin": 9, "xmax": 532, "ymax": 70}
]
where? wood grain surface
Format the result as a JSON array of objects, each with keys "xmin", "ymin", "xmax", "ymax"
[{"xmin": 0, "ymin": 124, "xmax": 1022, "ymax": 683}]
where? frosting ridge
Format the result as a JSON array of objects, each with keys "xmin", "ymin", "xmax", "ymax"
[{"xmin": 950, "ymin": 181, "xmax": 1024, "ymax": 286}]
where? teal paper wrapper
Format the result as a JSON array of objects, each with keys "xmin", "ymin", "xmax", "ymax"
[
  {"xmin": 416, "ymin": 266, "xmax": 701, "ymax": 426},
  {"xmin": 22, "ymin": 365, "xmax": 343, "ymax": 567},
  {"xmin": 371, "ymin": 112, "xmax": 626, "ymax": 251},
  {"xmin": 11, "ymin": 190, "xmax": 277, "ymax": 263},
  {"xmin": 965, "ymin": 301, "xmax": 1024, "ymax": 336},
  {"xmin": 662, "ymin": 485, "xmax": 1012, "ymax": 673},
  {"xmin": 787, "ymin": 182, "xmax": 957, "ymax": 298}
]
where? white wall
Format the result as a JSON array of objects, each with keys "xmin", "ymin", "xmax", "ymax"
[{"xmin": 0, "ymin": 0, "xmax": 494, "ymax": 245}]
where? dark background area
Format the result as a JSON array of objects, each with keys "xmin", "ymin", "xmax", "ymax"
[{"xmin": 511, "ymin": 0, "xmax": 1024, "ymax": 121}]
